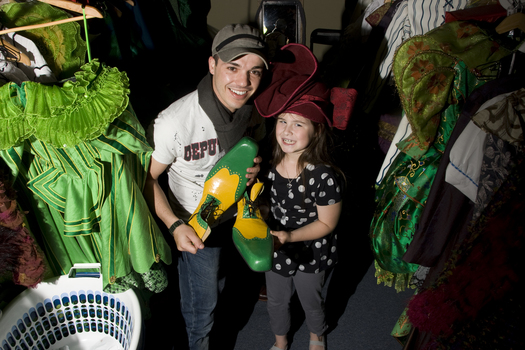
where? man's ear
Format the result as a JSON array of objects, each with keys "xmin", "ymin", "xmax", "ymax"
[{"xmin": 208, "ymin": 56, "xmax": 215, "ymax": 75}]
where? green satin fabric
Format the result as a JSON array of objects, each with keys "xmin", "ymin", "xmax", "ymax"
[
  {"xmin": 392, "ymin": 21, "xmax": 512, "ymax": 160},
  {"xmin": 0, "ymin": 2, "xmax": 171, "ymax": 292},
  {"xmin": 0, "ymin": 60, "xmax": 129, "ymax": 150},
  {"xmin": 370, "ymin": 60, "xmax": 485, "ymax": 291},
  {"xmin": 1, "ymin": 102, "xmax": 172, "ymax": 291}
]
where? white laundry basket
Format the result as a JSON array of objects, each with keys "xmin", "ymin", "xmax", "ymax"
[{"xmin": 0, "ymin": 263, "xmax": 142, "ymax": 350}]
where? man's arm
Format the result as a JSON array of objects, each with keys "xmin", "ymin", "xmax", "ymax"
[{"xmin": 144, "ymin": 157, "xmax": 204, "ymax": 254}]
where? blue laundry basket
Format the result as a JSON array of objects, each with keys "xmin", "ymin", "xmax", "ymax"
[{"xmin": 0, "ymin": 263, "xmax": 142, "ymax": 350}]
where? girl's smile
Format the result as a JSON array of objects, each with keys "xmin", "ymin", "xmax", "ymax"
[{"xmin": 276, "ymin": 113, "xmax": 315, "ymax": 157}]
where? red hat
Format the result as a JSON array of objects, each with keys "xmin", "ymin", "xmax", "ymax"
[{"xmin": 255, "ymin": 43, "xmax": 357, "ymax": 130}]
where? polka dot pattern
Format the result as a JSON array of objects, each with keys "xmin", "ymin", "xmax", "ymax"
[{"xmin": 268, "ymin": 164, "xmax": 342, "ymax": 276}]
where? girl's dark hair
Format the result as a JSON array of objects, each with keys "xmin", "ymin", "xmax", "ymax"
[{"xmin": 270, "ymin": 118, "xmax": 346, "ymax": 186}]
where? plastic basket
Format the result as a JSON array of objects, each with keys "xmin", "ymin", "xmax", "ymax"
[{"xmin": 0, "ymin": 263, "xmax": 142, "ymax": 350}]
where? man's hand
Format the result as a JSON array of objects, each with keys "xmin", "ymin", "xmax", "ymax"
[
  {"xmin": 173, "ymin": 224, "xmax": 205, "ymax": 254},
  {"xmin": 246, "ymin": 156, "xmax": 262, "ymax": 186}
]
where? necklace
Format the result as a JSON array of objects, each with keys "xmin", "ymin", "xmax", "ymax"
[{"xmin": 285, "ymin": 168, "xmax": 300, "ymax": 189}]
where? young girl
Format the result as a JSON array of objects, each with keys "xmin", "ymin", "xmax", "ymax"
[{"xmin": 255, "ymin": 44, "xmax": 356, "ymax": 350}]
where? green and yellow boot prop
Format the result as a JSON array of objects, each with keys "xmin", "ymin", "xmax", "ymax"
[
  {"xmin": 232, "ymin": 180, "xmax": 273, "ymax": 272},
  {"xmin": 188, "ymin": 136, "xmax": 258, "ymax": 241}
]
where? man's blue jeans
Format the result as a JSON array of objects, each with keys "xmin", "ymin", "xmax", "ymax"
[{"xmin": 178, "ymin": 246, "xmax": 221, "ymax": 350}]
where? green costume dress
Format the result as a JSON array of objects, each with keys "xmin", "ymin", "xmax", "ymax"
[
  {"xmin": 0, "ymin": 59, "xmax": 172, "ymax": 291},
  {"xmin": 0, "ymin": 1, "xmax": 171, "ymax": 292}
]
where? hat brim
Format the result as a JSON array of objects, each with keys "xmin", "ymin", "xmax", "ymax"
[
  {"xmin": 217, "ymin": 48, "xmax": 269, "ymax": 69},
  {"xmin": 284, "ymin": 101, "xmax": 331, "ymax": 126}
]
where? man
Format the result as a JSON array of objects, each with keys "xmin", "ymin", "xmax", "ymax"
[{"xmin": 144, "ymin": 24, "xmax": 268, "ymax": 350}]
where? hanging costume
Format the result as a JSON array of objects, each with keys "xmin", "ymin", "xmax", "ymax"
[
  {"xmin": 369, "ymin": 19, "xmax": 515, "ymax": 291},
  {"xmin": 367, "ymin": 2, "xmax": 524, "ymax": 345},
  {"xmin": 400, "ymin": 74, "xmax": 525, "ymax": 349},
  {"xmin": 0, "ymin": 32, "xmax": 57, "ymax": 85},
  {"xmin": 0, "ymin": 167, "xmax": 46, "ymax": 288},
  {"xmin": 0, "ymin": 1, "xmax": 171, "ymax": 292},
  {"xmin": 0, "ymin": 1, "xmax": 87, "ymax": 80},
  {"xmin": 357, "ymin": 0, "xmax": 471, "ymax": 114}
]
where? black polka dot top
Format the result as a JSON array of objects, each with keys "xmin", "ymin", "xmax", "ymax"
[{"xmin": 267, "ymin": 163, "xmax": 342, "ymax": 276}]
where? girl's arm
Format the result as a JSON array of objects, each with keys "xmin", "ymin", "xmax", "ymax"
[{"xmin": 271, "ymin": 201, "xmax": 342, "ymax": 244}]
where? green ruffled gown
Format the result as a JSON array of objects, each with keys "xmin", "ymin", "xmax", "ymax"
[{"xmin": 0, "ymin": 1, "xmax": 171, "ymax": 292}]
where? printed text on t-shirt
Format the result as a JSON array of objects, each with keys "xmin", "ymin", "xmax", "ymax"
[{"xmin": 184, "ymin": 138, "xmax": 219, "ymax": 161}]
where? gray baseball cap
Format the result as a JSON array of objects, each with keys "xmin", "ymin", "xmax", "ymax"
[{"xmin": 212, "ymin": 24, "xmax": 268, "ymax": 69}]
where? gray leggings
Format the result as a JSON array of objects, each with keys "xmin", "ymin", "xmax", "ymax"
[{"xmin": 265, "ymin": 270, "xmax": 327, "ymax": 337}]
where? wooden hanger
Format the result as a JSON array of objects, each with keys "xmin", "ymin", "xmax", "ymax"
[
  {"xmin": 496, "ymin": 12, "xmax": 525, "ymax": 34},
  {"xmin": 0, "ymin": 39, "xmax": 32, "ymax": 66},
  {"xmin": 0, "ymin": 0, "xmax": 103, "ymax": 36},
  {"xmin": 39, "ymin": 0, "xmax": 104, "ymax": 18}
]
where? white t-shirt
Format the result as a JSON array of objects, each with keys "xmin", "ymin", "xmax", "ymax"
[{"xmin": 151, "ymin": 90, "xmax": 225, "ymax": 220}]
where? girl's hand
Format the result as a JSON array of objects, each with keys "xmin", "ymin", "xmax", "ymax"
[{"xmin": 270, "ymin": 230, "xmax": 292, "ymax": 245}]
